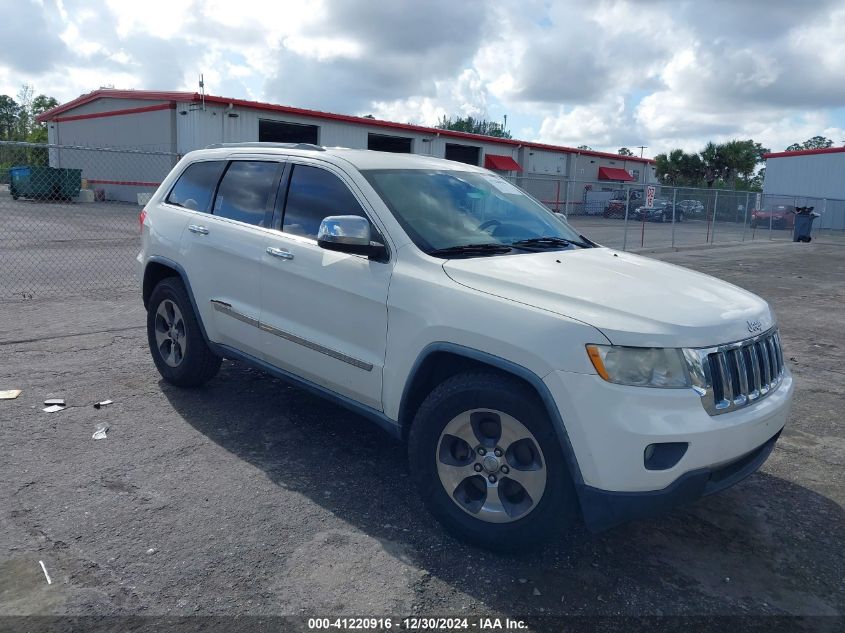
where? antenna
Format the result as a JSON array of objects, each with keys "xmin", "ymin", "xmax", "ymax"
[{"xmin": 199, "ymin": 74, "xmax": 205, "ymax": 111}]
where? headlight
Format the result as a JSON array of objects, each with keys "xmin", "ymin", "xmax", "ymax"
[{"xmin": 586, "ymin": 345, "xmax": 691, "ymax": 388}]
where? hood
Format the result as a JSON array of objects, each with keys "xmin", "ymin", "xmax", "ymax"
[{"xmin": 442, "ymin": 248, "xmax": 773, "ymax": 348}]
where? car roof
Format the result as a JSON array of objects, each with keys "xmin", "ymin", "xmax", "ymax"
[{"xmin": 186, "ymin": 143, "xmax": 491, "ymax": 173}]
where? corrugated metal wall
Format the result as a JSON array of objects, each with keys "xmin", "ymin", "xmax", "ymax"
[
  {"xmin": 46, "ymin": 96, "xmax": 658, "ymax": 201},
  {"xmin": 48, "ymin": 104, "xmax": 178, "ymax": 201},
  {"xmin": 764, "ymin": 153, "xmax": 845, "ymax": 199}
]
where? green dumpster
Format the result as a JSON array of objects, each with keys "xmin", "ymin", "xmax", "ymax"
[{"xmin": 9, "ymin": 166, "xmax": 82, "ymax": 201}]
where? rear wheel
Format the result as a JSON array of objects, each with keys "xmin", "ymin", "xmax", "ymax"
[
  {"xmin": 408, "ymin": 372, "xmax": 579, "ymax": 551},
  {"xmin": 147, "ymin": 277, "xmax": 221, "ymax": 387}
]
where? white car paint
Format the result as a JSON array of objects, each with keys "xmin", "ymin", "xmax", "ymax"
[{"xmin": 139, "ymin": 145, "xmax": 792, "ymax": 501}]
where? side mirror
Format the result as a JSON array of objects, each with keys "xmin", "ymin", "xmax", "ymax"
[{"xmin": 317, "ymin": 215, "xmax": 386, "ymax": 259}]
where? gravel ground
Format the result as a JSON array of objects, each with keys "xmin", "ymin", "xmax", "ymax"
[{"xmin": 0, "ymin": 240, "xmax": 843, "ymax": 629}]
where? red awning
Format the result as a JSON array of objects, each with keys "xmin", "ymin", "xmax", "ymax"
[
  {"xmin": 598, "ymin": 166, "xmax": 634, "ymax": 181},
  {"xmin": 484, "ymin": 154, "xmax": 523, "ymax": 171}
]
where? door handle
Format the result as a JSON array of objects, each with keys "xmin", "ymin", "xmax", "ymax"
[
  {"xmin": 266, "ymin": 246, "xmax": 294, "ymax": 260},
  {"xmin": 188, "ymin": 224, "xmax": 209, "ymax": 235}
]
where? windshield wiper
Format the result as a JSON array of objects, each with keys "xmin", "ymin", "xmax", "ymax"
[
  {"xmin": 428, "ymin": 243, "xmax": 513, "ymax": 257},
  {"xmin": 511, "ymin": 236, "xmax": 592, "ymax": 249}
]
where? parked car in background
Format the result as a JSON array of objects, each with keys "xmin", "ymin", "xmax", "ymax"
[
  {"xmin": 751, "ymin": 205, "xmax": 796, "ymax": 229},
  {"xmin": 603, "ymin": 189, "xmax": 644, "ymax": 218},
  {"xmin": 632, "ymin": 199, "xmax": 682, "ymax": 222},
  {"xmin": 677, "ymin": 200, "xmax": 705, "ymax": 217}
]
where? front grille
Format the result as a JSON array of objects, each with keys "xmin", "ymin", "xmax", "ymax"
[{"xmin": 695, "ymin": 329, "xmax": 785, "ymax": 415}]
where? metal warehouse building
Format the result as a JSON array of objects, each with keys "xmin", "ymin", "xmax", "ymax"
[
  {"xmin": 764, "ymin": 146, "xmax": 845, "ymax": 199},
  {"xmin": 37, "ymin": 89, "xmax": 655, "ymax": 203},
  {"xmin": 763, "ymin": 146, "xmax": 845, "ymax": 229}
]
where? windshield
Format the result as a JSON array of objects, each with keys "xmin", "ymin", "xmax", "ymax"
[{"xmin": 362, "ymin": 169, "xmax": 588, "ymax": 254}]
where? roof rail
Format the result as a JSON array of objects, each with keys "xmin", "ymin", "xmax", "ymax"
[{"xmin": 205, "ymin": 142, "xmax": 325, "ymax": 151}]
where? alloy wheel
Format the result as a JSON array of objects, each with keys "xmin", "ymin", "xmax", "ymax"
[
  {"xmin": 436, "ymin": 409, "xmax": 547, "ymax": 523},
  {"xmin": 154, "ymin": 299, "xmax": 187, "ymax": 367}
]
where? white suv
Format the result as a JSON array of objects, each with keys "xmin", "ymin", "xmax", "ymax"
[{"xmin": 138, "ymin": 143, "xmax": 793, "ymax": 550}]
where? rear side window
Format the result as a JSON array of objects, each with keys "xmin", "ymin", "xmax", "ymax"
[
  {"xmin": 166, "ymin": 161, "xmax": 226, "ymax": 212},
  {"xmin": 282, "ymin": 165, "xmax": 369, "ymax": 239},
  {"xmin": 213, "ymin": 161, "xmax": 280, "ymax": 227}
]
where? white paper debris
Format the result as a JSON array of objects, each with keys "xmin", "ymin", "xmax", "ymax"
[
  {"xmin": 93, "ymin": 400, "xmax": 113, "ymax": 409},
  {"xmin": 0, "ymin": 389, "xmax": 22, "ymax": 400},
  {"xmin": 43, "ymin": 405, "xmax": 66, "ymax": 413},
  {"xmin": 39, "ymin": 560, "xmax": 52, "ymax": 585},
  {"xmin": 92, "ymin": 423, "xmax": 109, "ymax": 440}
]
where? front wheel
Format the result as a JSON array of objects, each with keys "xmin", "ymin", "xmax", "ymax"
[
  {"xmin": 408, "ymin": 372, "xmax": 579, "ymax": 551},
  {"xmin": 147, "ymin": 277, "xmax": 221, "ymax": 387}
]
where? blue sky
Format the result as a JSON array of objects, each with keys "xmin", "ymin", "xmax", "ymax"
[{"xmin": 2, "ymin": 0, "xmax": 844, "ymax": 157}]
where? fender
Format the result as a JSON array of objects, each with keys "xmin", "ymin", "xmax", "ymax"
[
  {"xmin": 144, "ymin": 255, "xmax": 213, "ymax": 345},
  {"xmin": 399, "ymin": 342, "xmax": 586, "ymax": 489}
]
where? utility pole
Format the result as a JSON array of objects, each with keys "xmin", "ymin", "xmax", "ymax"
[{"xmin": 637, "ymin": 145, "xmax": 647, "ymax": 158}]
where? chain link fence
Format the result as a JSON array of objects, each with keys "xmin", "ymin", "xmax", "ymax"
[
  {"xmin": 511, "ymin": 174, "xmax": 845, "ymax": 251},
  {"xmin": 2, "ymin": 141, "xmax": 844, "ymax": 300},
  {"xmin": 1, "ymin": 141, "xmax": 178, "ymax": 300}
]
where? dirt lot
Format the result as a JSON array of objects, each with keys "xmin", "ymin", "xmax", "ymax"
[{"xmin": 0, "ymin": 240, "xmax": 843, "ymax": 628}]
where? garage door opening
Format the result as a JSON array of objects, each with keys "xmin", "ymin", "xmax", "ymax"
[
  {"xmin": 368, "ymin": 133, "xmax": 412, "ymax": 153},
  {"xmin": 445, "ymin": 143, "xmax": 480, "ymax": 166},
  {"xmin": 259, "ymin": 119, "xmax": 319, "ymax": 144}
]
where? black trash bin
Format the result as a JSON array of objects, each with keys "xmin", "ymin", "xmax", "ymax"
[{"xmin": 792, "ymin": 207, "xmax": 817, "ymax": 242}]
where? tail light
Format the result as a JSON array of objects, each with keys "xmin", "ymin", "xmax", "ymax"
[{"xmin": 139, "ymin": 208, "xmax": 147, "ymax": 234}]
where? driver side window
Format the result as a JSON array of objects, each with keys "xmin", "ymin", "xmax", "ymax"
[{"xmin": 282, "ymin": 164, "xmax": 376, "ymax": 240}]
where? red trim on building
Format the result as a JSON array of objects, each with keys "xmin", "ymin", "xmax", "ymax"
[
  {"xmin": 484, "ymin": 154, "xmax": 523, "ymax": 171},
  {"xmin": 597, "ymin": 166, "xmax": 634, "ymax": 181},
  {"xmin": 36, "ymin": 89, "xmax": 198, "ymax": 121},
  {"xmin": 52, "ymin": 102, "xmax": 175, "ymax": 123},
  {"xmin": 87, "ymin": 179, "xmax": 161, "ymax": 187},
  {"xmin": 763, "ymin": 146, "xmax": 845, "ymax": 159},
  {"xmin": 38, "ymin": 88, "xmax": 657, "ymax": 164}
]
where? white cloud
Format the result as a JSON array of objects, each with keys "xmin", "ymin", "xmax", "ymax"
[{"xmin": 1, "ymin": 0, "xmax": 844, "ymax": 158}]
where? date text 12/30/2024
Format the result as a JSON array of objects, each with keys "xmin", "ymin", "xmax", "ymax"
[{"xmin": 307, "ymin": 617, "xmax": 528, "ymax": 630}]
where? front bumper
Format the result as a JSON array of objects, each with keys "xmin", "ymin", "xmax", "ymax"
[
  {"xmin": 578, "ymin": 429, "xmax": 781, "ymax": 531},
  {"xmin": 543, "ymin": 368, "xmax": 793, "ymax": 529}
]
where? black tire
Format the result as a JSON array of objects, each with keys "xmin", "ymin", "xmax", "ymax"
[
  {"xmin": 408, "ymin": 371, "xmax": 579, "ymax": 552},
  {"xmin": 147, "ymin": 277, "xmax": 221, "ymax": 387}
]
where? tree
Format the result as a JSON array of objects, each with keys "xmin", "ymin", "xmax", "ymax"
[
  {"xmin": 718, "ymin": 139, "xmax": 760, "ymax": 189},
  {"xmin": 786, "ymin": 135, "xmax": 833, "ymax": 151},
  {"xmin": 436, "ymin": 115, "xmax": 512, "ymax": 139},
  {"xmin": 28, "ymin": 94, "xmax": 58, "ymax": 143},
  {"xmin": 654, "ymin": 148, "xmax": 703, "ymax": 186},
  {"xmin": 576, "ymin": 144, "xmax": 592, "ymax": 150},
  {"xmin": 0, "ymin": 95, "xmax": 21, "ymax": 141},
  {"xmin": 0, "ymin": 88, "xmax": 58, "ymax": 143},
  {"xmin": 617, "ymin": 147, "xmax": 634, "ymax": 156},
  {"xmin": 654, "ymin": 139, "xmax": 766, "ymax": 189}
]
